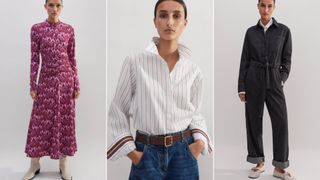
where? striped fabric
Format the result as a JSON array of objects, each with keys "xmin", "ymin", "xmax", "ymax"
[{"xmin": 107, "ymin": 37, "xmax": 212, "ymax": 161}]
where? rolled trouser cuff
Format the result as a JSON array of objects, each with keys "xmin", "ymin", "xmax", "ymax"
[
  {"xmin": 247, "ymin": 156, "xmax": 265, "ymax": 164},
  {"xmin": 272, "ymin": 160, "xmax": 289, "ymax": 169}
]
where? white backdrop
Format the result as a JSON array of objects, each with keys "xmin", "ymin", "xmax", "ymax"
[
  {"xmin": 215, "ymin": 0, "xmax": 320, "ymax": 179},
  {"xmin": 107, "ymin": 0, "xmax": 214, "ymax": 179},
  {"xmin": 0, "ymin": 0, "xmax": 106, "ymax": 179}
]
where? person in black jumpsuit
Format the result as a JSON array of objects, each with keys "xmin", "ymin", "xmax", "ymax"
[{"xmin": 238, "ymin": 0, "xmax": 295, "ymax": 179}]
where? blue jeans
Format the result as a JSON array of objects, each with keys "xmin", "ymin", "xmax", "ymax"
[{"xmin": 129, "ymin": 136, "xmax": 199, "ymax": 180}]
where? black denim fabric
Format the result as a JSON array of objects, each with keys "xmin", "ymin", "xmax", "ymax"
[{"xmin": 238, "ymin": 18, "xmax": 292, "ymax": 92}]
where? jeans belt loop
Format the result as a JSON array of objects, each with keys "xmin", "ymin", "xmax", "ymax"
[
  {"xmin": 144, "ymin": 134, "xmax": 149, "ymax": 145},
  {"xmin": 180, "ymin": 131, "xmax": 184, "ymax": 141}
]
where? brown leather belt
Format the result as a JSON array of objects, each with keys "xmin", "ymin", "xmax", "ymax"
[{"xmin": 135, "ymin": 129, "xmax": 192, "ymax": 147}]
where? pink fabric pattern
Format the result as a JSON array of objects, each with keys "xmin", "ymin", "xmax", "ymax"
[{"xmin": 25, "ymin": 20, "xmax": 80, "ymax": 159}]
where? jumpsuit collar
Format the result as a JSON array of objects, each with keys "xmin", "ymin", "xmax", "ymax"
[
  {"xmin": 256, "ymin": 17, "xmax": 279, "ymax": 29},
  {"xmin": 259, "ymin": 18, "xmax": 273, "ymax": 31}
]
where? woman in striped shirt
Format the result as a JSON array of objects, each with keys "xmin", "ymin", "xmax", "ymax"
[{"xmin": 107, "ymin": 0, "xmax": 212, "ymax": 179}]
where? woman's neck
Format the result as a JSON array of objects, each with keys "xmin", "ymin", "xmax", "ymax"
[
  {"xmin": 260, "ymin": 18, "xmax": 271, "ymax": 26},
  {"xmin": 47, "ymin": 17, "xmax": 59, "ymax": 24},
  {"xmin": 157, "ymin": 39, "xmax": 179, "ymax": 62}
]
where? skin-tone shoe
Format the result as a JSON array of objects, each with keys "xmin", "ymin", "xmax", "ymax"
[
  {"xmin": 248, "ymin": 163, "xmax": 265, "ymax": 179},
  {"xmin": 273, "ymin": 169, "xmax": 296, "ymax": 180},
  {"xmin": 59, "ymin": 155, "xmax": 72, "ymax": 180},
  {"xmin": 23, "ymin": 158, "xmax": 41, "ymax": 180}
]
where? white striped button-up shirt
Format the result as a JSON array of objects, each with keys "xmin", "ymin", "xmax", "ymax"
[{"xmin": 107, "ymin": 37, "xmax": 212, "ymax": 161}]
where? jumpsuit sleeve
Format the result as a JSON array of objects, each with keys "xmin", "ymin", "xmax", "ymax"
[
  {"xmin": 238, "ymin": 30, "xmax": 251, "ymax": 93},
  {"xmin": 107, "ymin": 57, "xmax": 136, "ymax": 161},
  {"xmin": 189, "ymin": 70, "xmax": 213, "ymax": 155},
  {"xmin": 30, "ymin": 25, "xmax": 40, "ymax": 92},
  {"xmin": 67, "ymin": 27, "xmax": 80, "ymax": 92},
  {"xmin": 280, "ymin": 28, "xmax": 292, "ymax": 83}
]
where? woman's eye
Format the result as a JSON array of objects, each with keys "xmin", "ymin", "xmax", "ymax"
[
  {"xmin": 173, "ymin": 14, "xmax": 181, "ymax": 19},
  {"xmin": 48, "ymin": 4, "xmax": 62, "ymax": 8},
  {"xmin": 159, "ymin": 14, "xmax": 168, "ymax": 18}
]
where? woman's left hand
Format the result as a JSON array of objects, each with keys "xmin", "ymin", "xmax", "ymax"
[
  {"xmin": 188, "ymin": 140, "xmax": 205, "ymax": 160},
  {"xmin": 74, "ymin": 90, "xmax": 80, "ymax": 99}
]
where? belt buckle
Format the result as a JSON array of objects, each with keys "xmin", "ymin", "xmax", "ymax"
[{"xmin": 164, "ymin": 135, "xmax": 173, "ymax": 147}]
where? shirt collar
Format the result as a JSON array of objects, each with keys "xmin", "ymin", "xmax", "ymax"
[
  {"xmin": 259, "ymin": 18, "xmax": 273, "ymax": 30},
  {"xmin": 145, "ymin": 37, "xmax": 191, "ymax": 60},
  {"xmin": 256, "ymin": 17, "xmax": 279, "ymax": 29}
]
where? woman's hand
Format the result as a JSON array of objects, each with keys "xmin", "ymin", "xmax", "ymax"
[
  {"xmin": 30, "ymin": 91, "xmax": 37, "ymax": 100},
  {"xmin": 188, "ymin": 139, "xmax": 205, "ymax": 160},
  {"xmin": 239, "ymin": 93, "xmax": 246, "ymax": 102},
  {"xmin": 74, "ymin": 90, "xmax": 80, "ymax": 99},
  {"xmin": 127, "ymin": 149, "xmax": 143, "ymax": 165}
]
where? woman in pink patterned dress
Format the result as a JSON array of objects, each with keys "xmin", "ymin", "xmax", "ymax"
[{"xmin": 23, "ymin": 0, "xmax": 79, "ymax": 179}]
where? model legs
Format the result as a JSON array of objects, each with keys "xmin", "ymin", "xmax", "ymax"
[
  {"xmin": 60, "ymin": 155, "xmax": 72, "ymax": 180},
  {"xmin": 23, "ymin": 158, "xmax": 40, "ymax": 180},
  {"xmin": 265, "ymin": 87, "xmax": 289, "ymax": 169},
  {"xmin": 245, "ymin": 84, "xmax": 266, "ymax": 164}
]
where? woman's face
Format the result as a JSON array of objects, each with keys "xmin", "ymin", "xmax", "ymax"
[
  {"xmin": 154, "ymin": 1, "xmax": 187, "ymax": 42},
  {"xmin": 45, "ymin": 0, "xmax": 63, "ymax": 21},
  {"xmin": 258, "ymin": 0, "xmax": 275, "ymax": 22}
]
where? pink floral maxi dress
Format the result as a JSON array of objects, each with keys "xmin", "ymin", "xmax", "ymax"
[{"xmin": 25, "ymin": 20, "xmax": 80, "ymax": 159}]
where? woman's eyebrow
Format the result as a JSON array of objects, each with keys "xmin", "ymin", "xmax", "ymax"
[
  {"xmin": 48, "ymin": 3, "xmax": 62, "ymax": 5},
  {"xmin": 159, "ymin": 10, "xmax": 168, "ymax": 13},
  {"xmin": 158, "ymin": 10, "xmax": 182, "ymax": 13}
]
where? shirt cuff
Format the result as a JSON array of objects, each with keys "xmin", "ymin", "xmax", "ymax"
[
  {"xmin": 238, "ymin": 91, "xmax": 246, "ymax": 95},
  {"xmin": 192, "ymin": 132, "xmax": 213, "ymax": 155},
  {"xmin": 192, "ymin": 132, "xmax": 208, "ymax": 155},
  {"xmin": 107, "ymin": 136, "xmax": 136, "ymax": 161}
]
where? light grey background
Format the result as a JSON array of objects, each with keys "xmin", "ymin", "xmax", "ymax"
[
  {"xmin": 215, "ymin": 0, "xmax": 320, "ymax": 179},
  {"xmin": 0, "ymin": 0, "xmax": 106, "ymax": 179},
  {"xmin": 107, "ymin": 0, "xmax": 214, "ymax": 179}
]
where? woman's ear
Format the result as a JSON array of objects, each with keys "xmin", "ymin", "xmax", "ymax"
[{"xmin": 184, "ymin": 19, "xmax": 188, "ymax": 28}]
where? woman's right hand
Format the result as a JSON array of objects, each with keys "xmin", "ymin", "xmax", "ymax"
[
  {"xmin": 239, "ymin": 93, "xmax": 246, "ymax": 102},
  {"xmin": 30, "ymin": 91, "xmax": 37, "ymax": 100},
  {"xmin": 127, "ymin": 150, "xmax": 143, "ymax": 165}
]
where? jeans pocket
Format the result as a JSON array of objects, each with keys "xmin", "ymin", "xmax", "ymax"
[
  {"xmin": 185, "ymin": 139, "xmax": 198, "ymax": 161},
  {"xmin": 132, "ymin": 142, "xmax": 148, "ymax": 168}
]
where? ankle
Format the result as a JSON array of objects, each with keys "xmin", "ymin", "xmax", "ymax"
[
  {"xmin": 31, "ymin": 158, "xmax": 40, "ymax": 165},
  {"xmin": 256, "ymin": 163, "xmax": 264, "ymax": 168},
  {"xmin": 275, "ymin": 168, "xmax": 286, "ymax": 173}
]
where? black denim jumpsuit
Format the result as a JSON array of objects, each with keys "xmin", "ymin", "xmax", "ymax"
[{"xmin": 238, "ymin": 18, "xmax": 292, "ymax": 169}]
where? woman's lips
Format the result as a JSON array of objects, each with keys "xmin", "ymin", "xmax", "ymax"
[{"xmin": 164, "ymin": 29, "xmax": 175, "ymax": 33}]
